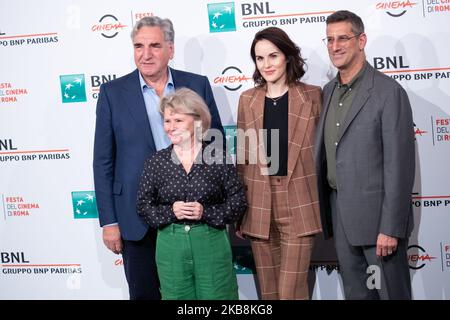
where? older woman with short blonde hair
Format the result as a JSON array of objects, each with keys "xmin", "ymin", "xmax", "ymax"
[
  {"xmin": 137, "ymin": 88, "xmax": 247, "ymax": 300},
  {"xmin": 159, "ymin": 87, "xmax": 211, "ymax": 136}
]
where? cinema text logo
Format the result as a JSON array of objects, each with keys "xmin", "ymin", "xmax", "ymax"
[
  {"xmin": 1, "ymin": 195, "xmax": 40, "ymax": 219},
  {"xmin": 375, "ymin": 0, "xmax": 418, "ymax": 17},
  {"xmin": 414, "ymin": 123, "xmax": 427, "ymax": 139},
  {"xmin": 92, "ymin": 14, "xmax": 127, "ymax": 38},
  {"xmin": 407, "ymin": 245, "xmax": 437, "ymax": 269},
  {"xmin": 240, "ymin": 2, "xmax": 330, "ymax": 29},
  {"xmin": 208, "ymin": 2, "xmax": 237, "ymax": 33},
  {"xmin": 214, "ymin": 66, "xmax": 250, "ymax": 91},
  {"xmin": 0, "ymin": 138, "xmax": 70, "ymax": 163},
  {"xmin": 59, "ymin": 74, "xmax": 87, "ymax": 103},
  {"xmin": 1, "ymin": 251, "xmax": 82, "ymax": 278},
  {"xmin": 71, "ymin": 191, "xmax": 98, "ymax": 219},
  {"xmin": 375, "ymin": 56, "xmax": 450, "ymax": 82},
  {"xmin": 0, "ymin": 82, "xmax": 28, "ymax": 103},
  {"xmin": 0, "ymin": 32, "xmax": 58, "ymax": 47}
]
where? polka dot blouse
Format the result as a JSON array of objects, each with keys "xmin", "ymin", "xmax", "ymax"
[{"xmin": 137, "ymin": 145, "xmax": 247, "ymax": 229}]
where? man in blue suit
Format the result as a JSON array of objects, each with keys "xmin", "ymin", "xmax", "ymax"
[{"xmin": 93, "ymin": 16, "xmax": 224, "ymax": 300}]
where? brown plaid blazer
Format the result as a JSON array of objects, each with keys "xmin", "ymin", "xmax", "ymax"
[{"xmin": 236, "ymin": 82, "xmax": 322, "ymax": 239}]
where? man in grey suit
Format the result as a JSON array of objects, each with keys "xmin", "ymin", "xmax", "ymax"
[{"xmin": 315, "ymin": 10, "xmax": 415, "ymax": 299}]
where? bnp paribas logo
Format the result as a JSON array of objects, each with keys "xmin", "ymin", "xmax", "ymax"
[
  {"xmin": 60, "ymin": 74, "xmax": 87, "ymax": 103},
  {"xmin": 224, "ymin": 125, "xmax": 237, "ymax": 155},
  {"xmin": 71, "ymin": 191, "xmax": 98, "ymax": 219},
  {"xmin": 207, "ymin": 2, "xmax": 236, "ymax": 33}
]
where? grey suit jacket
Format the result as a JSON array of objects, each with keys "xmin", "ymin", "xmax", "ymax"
[{"xmin": 315, "ymin": 63, "xmax": 415, "ymax": 246}]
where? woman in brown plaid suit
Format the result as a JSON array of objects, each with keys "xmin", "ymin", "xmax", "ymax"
[{"xmin": 236, "ymin": 27, "xmax": 322, "ymax": 300}]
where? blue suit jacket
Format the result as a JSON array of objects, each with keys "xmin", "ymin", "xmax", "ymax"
[{"xmin": 93, "ymin": 68, "xmax": 224, "ymax": 240}]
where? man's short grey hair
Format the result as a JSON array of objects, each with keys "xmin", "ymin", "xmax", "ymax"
[
  {"xmin": 130, "ymin": 16, "xmax": 175, "ymax": 42},
  {"xmin": 326, "ymin": 10, "xmax": 365, "ymax": 35}
]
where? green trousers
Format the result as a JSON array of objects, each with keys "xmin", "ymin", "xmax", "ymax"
[{"xmin": 156, "ymin": 223, "xmax": 239, "ymax": 300}]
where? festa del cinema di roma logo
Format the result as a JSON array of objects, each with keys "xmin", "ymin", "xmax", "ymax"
[
  {"xmin": 207, "ymin": 2, "xmax": 236, "ymax": 32},
  {"xmin": 71, "ymin": 191, "xmax": 98, "ymax": 219},
  {"xmin": 59, "ymin": 74, "xmax": 87, "ymax": 103}
]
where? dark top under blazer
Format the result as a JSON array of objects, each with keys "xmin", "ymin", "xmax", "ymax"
[
  {"xmin": 137, "ymin": 146, "xmax": 247, "ymax": 229},
  {"xmin": 93, "ymin": 68, "xmax": 224, "ymax": 241},
  {"xmin": 236, "ymin": 83, "xmax": 323, "ymax": 239}
]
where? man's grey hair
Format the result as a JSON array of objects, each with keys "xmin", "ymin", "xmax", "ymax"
[
  {"xmin": 326, "ymin": 10, "xmax": 365, "ymax": 35},
  {"xmin": 130, "ymin": 16, "xmax": 175, "ymax": 42}
]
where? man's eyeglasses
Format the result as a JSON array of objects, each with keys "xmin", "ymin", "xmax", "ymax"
[{"xmin": 322, "ymin": 33, "xmax": 362, "ymax": 47}]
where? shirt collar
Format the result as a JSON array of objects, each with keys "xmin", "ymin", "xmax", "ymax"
[
  {"xmin": 139, "ymin": 68, "xmax": 174, "ymax": 90},
  {"xmin": 335, "ymin": 61, "xmax": 367, "ymax": 88}
]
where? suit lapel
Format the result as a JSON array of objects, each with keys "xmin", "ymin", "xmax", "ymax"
[
  {"xmin": 250, "ymin": 87, "xmax": 265, "ymax": 136},
  {"xmin": 337, "ymin": 65, "xmax": 374, "ymax": 143},
  {"xmin": 249, "ymin": 87, "xmax": 270, "ymax": 175},
  {"xmin": 315, "ymin": 81, "xmax": 335, "ymax": 163},
  {"xmin": 121, "ymin": 70, "xmax": 156, "ymax": 151},
  {"xmin": 286, "ymin": 84, "xmax": 311, "ymax": 182},
  {"xmin": 248, "ymin": 85, "xmax": 313, "ymax": 180},
  {"xmin": 170, "ymin": 67, "xmax": 182, "ymax": 88}
]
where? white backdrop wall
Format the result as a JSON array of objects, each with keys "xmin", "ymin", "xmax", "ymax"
[{"xmin": 1, "ymin": 0, "xmax": 449, "ymax": 299}]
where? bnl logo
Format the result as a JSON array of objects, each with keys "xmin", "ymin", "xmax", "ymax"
[
  {"xmin": 71, "ymin": 191, "xmax": 98, "ymax": 219},
  {"xmin": 60, "ymin": 74, "xmax": 87, "ymax": 103},
  {"xmin": 207, "ymin": 2, "xmax": 236, "ymax": 33},
  {"xmin": 1, "ymin": 252, "xmax": 29, "ymax": 263}
]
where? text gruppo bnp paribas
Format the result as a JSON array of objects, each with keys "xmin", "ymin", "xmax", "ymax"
[
  {"xmin": 241, "ymin": 2, "xmax": 326, "ymax": 28},
  {"xmin": 1, "ymin": 252, "xmax": 82, "ymax": 275},
  {"xmin": 373, "ymin": 56, "xmax": 450, "ymax": 81},
  {"xmin": 0, "ymin": 139, "xmax": 70, "ymax": 163},
  {"xmin": 0, "ymin": 34, "xmax": 58, "ymax": 47}
]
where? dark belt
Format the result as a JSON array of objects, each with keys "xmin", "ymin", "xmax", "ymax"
[{"xmin": 174, "ymin": 220, "xmax": 203, "ymax": 226}]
